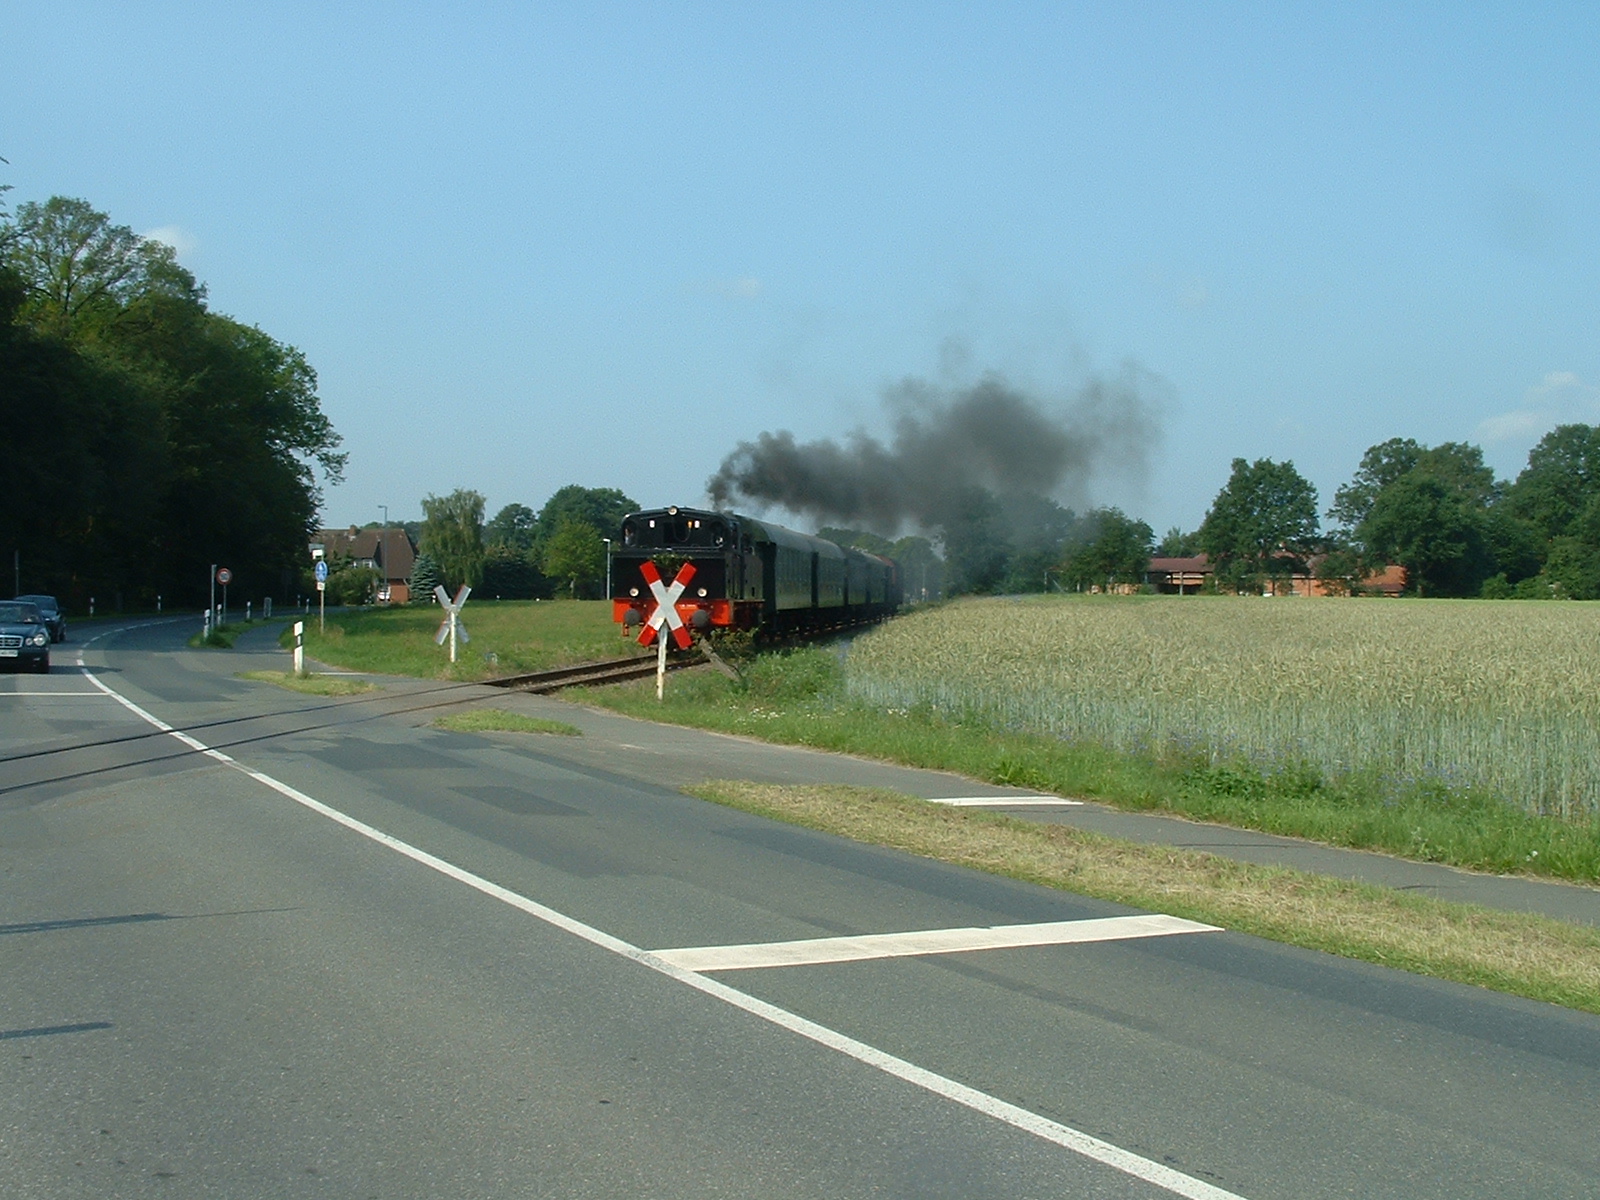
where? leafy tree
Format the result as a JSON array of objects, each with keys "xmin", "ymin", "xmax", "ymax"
[
  {"xmin": 408, "ymin": 552, "xmax": 442, "ymax": 600},
  {"xmin": 1358, "ymin": 472, "xmax": 1489, "ymax": 596},
  {"xmin": 938, "ymin": 487, "xmax": 1009, "ymax": 594},
  {"xmin": 1198, "ymin": 458, "xmax": 1319, "ymax": 592},
  {"xmin": 1, "ymin": 193, "xmax": 343, "ymax": 608},
  {"xmin": 420, "ymin": 489, "xmax": 486, "ymax": 592},
  {"xmin": 534, "ymin": 486, "xmax": 637, "ymax": 557},
  {"xmin": 485, "ymin": 503, "xmax": 538, "ymax": 553},
  {"xmin": 1156, "ymin": 527, "xmax": 1201, "ymax": 557},
  {"xmin": 543, "ymin": 518, "xmax": 605, "ymax": 598},
  {"xmin": 1060, "ymin": 508, "xmax": 1153, "ymax": 591},
  {"xmin": 481, "ymin": 547, "xmax": 545, "ymax": 599},
  {"xmin": 1506, "ymin": 424, "xmax": 1600, "ymax": 543},
  {"xmin": 327, "ymin": 564, "xmax": 381, "ymax": 606},
  {"xmin": 817, "ymin": 527, "xmax": 896, "ymax": 556},
  {"xmin": 1336, "ymin": 439, "xmax": 1506, "ymax": 595}
]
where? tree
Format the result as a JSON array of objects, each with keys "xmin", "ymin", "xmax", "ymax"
[
  {"xmin": 1507, "ymin": 424, "xmax": 1600, "ymax": 543},
  {"xmin": 1336, "ymin": 439, "xmax": 1504, "ymax": 595},
  {"xmin": 534, "ymin": 486, "xmax": 636, "ymax": 555},
  {"xmin": 542, "ymin": 518, "xmax": 605, "ymax": 598},
  {"xmin": 1060, "ymin": 508, "xmax": 1153, "ymax": 591},
  {"xmin": 409, "ymin": 552, "xmax": 442, "ymax": 600},
  {"xmin": 1198, "ymin": 458, "xmax": 1319, "ymax": 592},
  {"xmin": 1156, "ymin": 527, "xmax": 1200, "ymax": 557},
  {"xmin": 420, "ymin": 489, "xmax": 486, "ymax": 592},
  {"xmin": 1358, "ymin": 472, "xmax": 1488, "ymax": 597},
  {"xmin": 481, "ymin": 547, "xmax": 545, "ymax": 599},
  {"xmin": 1, "ymin": 193, "xmax": 344, "ymax": 608},
  {"xmin": 890, "ymin": 535, "xmax": 943, "ymax": 601},
  {"xmin": 485, "ymin": 503, "xmax": 538, "ymax": 553},
  {"xmin": 938, "ymin": 487, "xmax": 1009, "ymax": 594},
  {"xmin": 6, "ymin": 196, "xmax": 196, "ymax": 340}
]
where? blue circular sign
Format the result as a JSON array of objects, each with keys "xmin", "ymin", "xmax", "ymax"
[{"xmin": 314, "ymin": 560, "xmax": 328, "ymax": 582}]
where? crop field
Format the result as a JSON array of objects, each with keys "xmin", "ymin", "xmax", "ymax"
[{"xmin": 846, "ymin": 595, "xmax": 1600, "ymax": 818}]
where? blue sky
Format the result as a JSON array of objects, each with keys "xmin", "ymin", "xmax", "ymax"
[{"xmin": 6, "ymin": 3, "xmax": 1598, "ymax": 537}]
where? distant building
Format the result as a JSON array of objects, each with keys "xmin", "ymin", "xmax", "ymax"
[
  {"xmin": 1146, "ymin": 553, "xmax": 1407, "ymax": 597},
  {"xmin": 310, "ymin": 526, "xmax": 417, "ymax": 604}
]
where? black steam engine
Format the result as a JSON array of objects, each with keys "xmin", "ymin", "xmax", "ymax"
[{"xmin": 610, "ymin": 506, "xmax": 901, "ymax": 639}]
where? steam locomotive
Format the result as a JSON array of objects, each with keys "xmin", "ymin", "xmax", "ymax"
[{"xmin": 610, "ymin": 506, "xmax": 901, "ymax": 639}]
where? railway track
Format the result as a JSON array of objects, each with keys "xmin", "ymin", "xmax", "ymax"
[{"xmin": 483, "ymin": 654, "xmax": 696, "ymax": 694}]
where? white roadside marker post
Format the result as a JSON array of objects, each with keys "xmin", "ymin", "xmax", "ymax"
[
  {"xmin": 292, "ymin": 620, "xmax": 304, "ymax": 675},
  {"xmin": 637, "ymin": 561, "xmax": 696, "ymax": 701},
  {"xmin": 434, "ymin": 585, "xmax": 472, "ymax": 664}
]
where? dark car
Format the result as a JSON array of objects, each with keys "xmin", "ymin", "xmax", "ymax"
[
  {"xmin": 0, "ymin": 601, "xmax": 51, "ymax": 672},
  {"xmin": 15, "ymin": 594, "xmax": 66, "ymax": 642}
]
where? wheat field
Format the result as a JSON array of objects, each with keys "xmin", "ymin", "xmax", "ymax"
[{"xmin": 846, "ymin": 596, "xmax": 1600, "ymax": 817}]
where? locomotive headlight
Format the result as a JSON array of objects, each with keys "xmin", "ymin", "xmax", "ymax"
[
  {"xmin": 629, "ymin": 587, "xmax": 639, "ymax": 597},
  {"xmin": 697, "ymin": 587, "xmax": 707, "ymax": 597}
]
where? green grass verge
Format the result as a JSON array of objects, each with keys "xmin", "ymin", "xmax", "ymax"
[
  {"xmin": 236, "ymin": 670, "xmax": 378, "ymax": 696},
  {"xmin": 582, "ymin": 646, "xmax": 1600, "ymax": 885},
  {"xmin": 688, "ymin": 780, "xmax": 1600, "ymax": 1014},
  {"xmin": 279, "ymin": 600, "xmax": 638, "ymax": 681},
  {"xmin": 433, "ymin": 708, "xmax": 581, "ymax": 737}
]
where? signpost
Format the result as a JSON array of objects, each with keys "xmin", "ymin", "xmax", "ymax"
[
  {"xmin": 216, "ymin": 566, "xmax": 232, "ymax": 628},
  {"xmin": 636, "ymin": 561, "xmax": 696, "ymax": 700},
  {"xmin": 433, "ymin": 585, "xmax": 471, "ymax": 663},
  {"xmin": 314, "ymin": 559, "xmax": 328, "ymax": 633}
]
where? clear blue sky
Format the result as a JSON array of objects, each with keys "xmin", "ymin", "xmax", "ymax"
[{"xmin": 7, "ymin": 3, "xmax": 1598, "ymax": 537}]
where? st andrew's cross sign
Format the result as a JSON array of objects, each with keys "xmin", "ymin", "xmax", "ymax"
[{"xmin": 636, "ymin": 560, "xmax": 697, "ymax": 650}]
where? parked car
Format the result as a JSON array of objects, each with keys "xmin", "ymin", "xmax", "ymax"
[
  {"xmin": 0, "ymin": 601, "xmax": 51, "ymax": 672},
  {"xmin": 14, "ymin": 594, "xmax": 66, "ymax": 642}
]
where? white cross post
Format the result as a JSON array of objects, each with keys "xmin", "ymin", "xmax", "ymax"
[
  {"xmin": 637, "ymin": 561, "xmax": 696, "ymax": 700},
  {"xmin": 434, "ymin": 585, "xmax": 472, "ymax": 663}
]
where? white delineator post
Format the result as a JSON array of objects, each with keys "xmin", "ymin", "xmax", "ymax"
[
  {"xmin": 292, "ymin": 620, "xmax": 305, "ymax": 675},
  {"xmin": 434, "ymin": 585, "xmax": 472, "ymax": 664},
  {"xmin": 637, "ymin": 561, "xmax": 696, "ymax": 701}
]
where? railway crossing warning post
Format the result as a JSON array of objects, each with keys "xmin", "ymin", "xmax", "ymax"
[
  {"xmin": 636, "ymin": 560, "xmax": 696, "ymax": 700},
  {"xmin": 434, "ymin": 585, "xmax": 471, "ymax": 663},
  {"xmin": 314, "ymin": 559, "xmax": 328, "ymax": 633}
]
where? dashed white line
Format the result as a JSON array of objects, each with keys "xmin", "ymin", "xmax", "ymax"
[
  {"xmin": 69, "ymin": 628, "xmax": 1249, "ymax": 1200},
  {"xmin": 927, "ymin": 795, "xmax": 1084, "ymax": 807},
  {"xmin": 654, "ymin": 913, "xmax": 1220, "ymax": 971}
]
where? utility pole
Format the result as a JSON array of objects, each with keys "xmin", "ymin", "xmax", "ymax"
[{"xmin": 379, "ymin": 504, "xmax": 389, "ymax": 603}]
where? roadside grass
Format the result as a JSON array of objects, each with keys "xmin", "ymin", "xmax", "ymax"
[
  {"xmin": 433, "ymin": 708, "xmax": 581, "ymax": 737},
  {"xmin": 190, "ymin": 625, "xmax": 243, "ymax": 648},
  {"xmin": 687, "ymin": 780, "xmax": 1600, "ymax": 1014},
  {"xmin": 281, "ymin": 600, "xmax": 636, "ymax": 681},
  {"xmin": 582, "ymin": 646, "xmax": 1600, "ymax": 885},
  {"xmin": 236, "ymin": 670, "xmax": 377, "ymax": 696}
]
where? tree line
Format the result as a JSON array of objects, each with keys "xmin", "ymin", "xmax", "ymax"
[{"xmin": 1, "ymin": 191, "xmax": 344, "ymax": 609}]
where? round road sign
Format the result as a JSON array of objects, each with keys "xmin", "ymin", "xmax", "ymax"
[
  {"xmin": 216, "ymin": 567, "xmax": 233, "ymax": 585},
  {"xmin": 314, "ymin": 560, "xmax": 328, "ymax": 583}
]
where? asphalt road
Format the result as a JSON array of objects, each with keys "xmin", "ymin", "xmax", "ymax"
[{"xmin": 2, "ymin": 618, "xmax": 1598, "ymax": 1198}]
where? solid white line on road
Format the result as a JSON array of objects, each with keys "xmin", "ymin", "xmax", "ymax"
[
  {"xmin": 654, "ymin": 913, "xmax": 1220, "ymax": 971},
  {"xmin": 926, "ymin": 795, "xmax": 1084, "ymax": 807},
  {"xmin": 71, "ymin": 635, "xmax": 1250, "ymax": 1200}
]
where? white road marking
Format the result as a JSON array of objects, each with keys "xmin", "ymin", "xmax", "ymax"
[
  {"xmin": 0, "ymin": 691, "xmax": 113, "ymax": 697},
  {"xmin": 70, "ymin": 631, "xmax": 1250, "ymax": 1200},
  {"xmin": 655, "ymin": 913, "xmax": 1220, "ymax": 971},
  {"xmin": 927, "ymin": 795, "xmax": 1084, "ymax": 807}
]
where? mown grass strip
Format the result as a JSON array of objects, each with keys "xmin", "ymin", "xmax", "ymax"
[
  {"xmin": 433, "ymin": 708, "xmax": 581, "ymax": 737},
  {"xmin": 236, "ymin": 670, "xmax": 378, "ymax": 696},
  {"xmin": 687, "ymin": 780, "xmax": 1600, "ymax": 1014}
]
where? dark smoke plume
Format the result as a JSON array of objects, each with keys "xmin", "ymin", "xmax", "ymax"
[{"xmin": 706, "ymin": 369, "xmax": 1162, "ymax": 532}]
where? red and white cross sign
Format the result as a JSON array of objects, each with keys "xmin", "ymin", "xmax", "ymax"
[{"xmin": 637, "ymin": 560, "xmax": 697, "ymax": 650}]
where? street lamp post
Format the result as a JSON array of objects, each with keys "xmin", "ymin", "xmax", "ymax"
[
  {"xmin": 378, "ymin": 504, "xmax": 389, "ymax": 604},
  {"xmin": 603, "ymin": 538, "xmax": 613, "ymax": 602}
]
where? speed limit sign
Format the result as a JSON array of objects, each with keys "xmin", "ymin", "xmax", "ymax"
[{"xmin": 216, "ymin": 567, "xmax": 233, "ymax": 585}]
